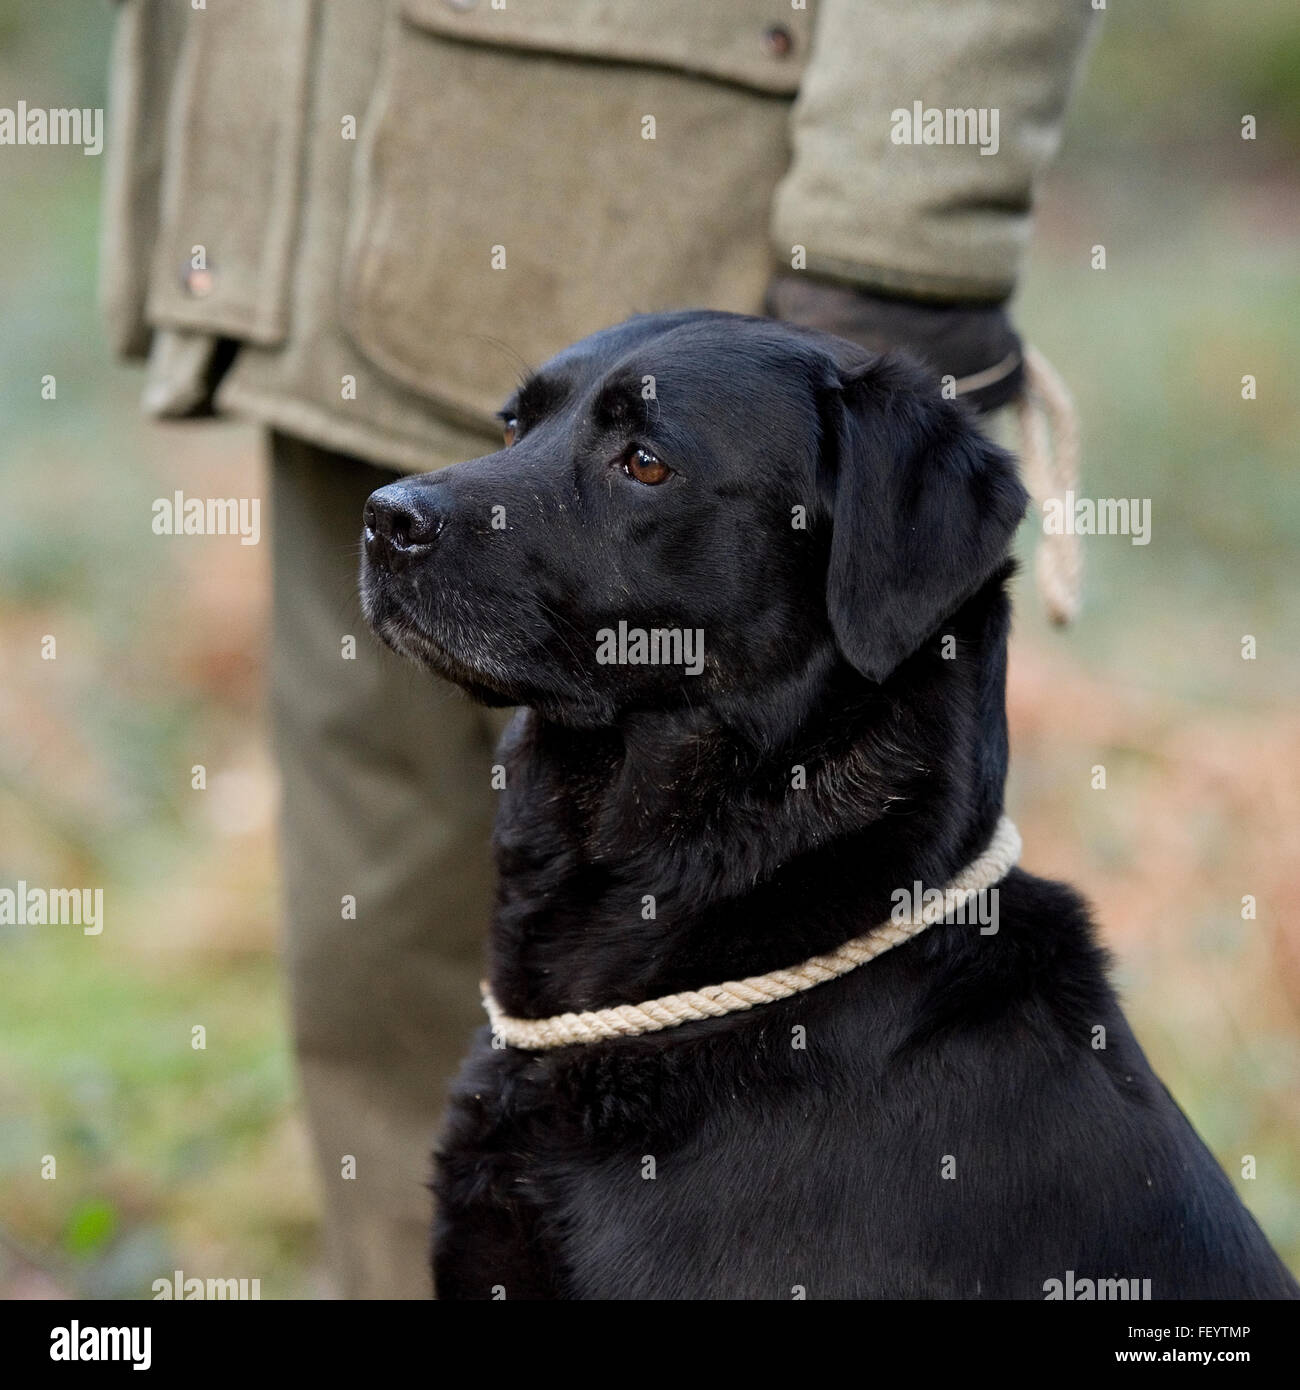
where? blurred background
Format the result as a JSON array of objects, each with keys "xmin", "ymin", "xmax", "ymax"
[{"xmin": 1, "ymin": 0, "xmax": 1297, "ymax": 1297}]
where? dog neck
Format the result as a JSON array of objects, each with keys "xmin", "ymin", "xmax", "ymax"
[{"xmin": 488, "ymin": 573, "xmax": 1014, "ymax": 1019}]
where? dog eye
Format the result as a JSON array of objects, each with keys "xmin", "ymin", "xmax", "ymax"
[
  {"xmin": 620, "ymin": 445, "xmax": 672, "ymax": 486},
  {"xmin": 502, "ymin": 417, "xmax": 519, "ymax": 447}
]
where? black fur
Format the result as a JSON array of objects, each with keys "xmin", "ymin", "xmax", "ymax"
[{"xmin": 360, "ymin": 311, "xmax": 1297, "ymax": 1300}]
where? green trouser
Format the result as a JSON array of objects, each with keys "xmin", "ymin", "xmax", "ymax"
[{"xmin": 269, "ymin": 431, "xmax": 504, "ymax": 1299}]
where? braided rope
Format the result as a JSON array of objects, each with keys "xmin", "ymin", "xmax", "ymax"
[
  {"xmin": 483, "ymin": 816, "xmax": 1022, "ymax": 1050},
  {"xmin": 1017, "ymin": 345, "xmax": 1084, "ymax": 626}
]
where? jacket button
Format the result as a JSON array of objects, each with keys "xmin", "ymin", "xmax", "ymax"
[
  {"xmin": 762, "ymin": 25, "xmax": 794, "ymax": 58},
  {"xmin": 181, "ymin": 263, "xmax": 214, "ymax": 298}
]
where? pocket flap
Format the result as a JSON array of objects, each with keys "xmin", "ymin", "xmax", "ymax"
[{"xmin": 402, "ymin": 0, "xmax": 813, "ymax": 94}]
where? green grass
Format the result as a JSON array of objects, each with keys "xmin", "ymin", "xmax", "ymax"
[{"xmin": 0, "ymin": 932, "xmax": 317, "ymax": 1298}]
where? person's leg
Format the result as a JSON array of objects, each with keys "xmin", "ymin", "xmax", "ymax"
[{"xmin": 268, "ymin": 430, "xmax": 499, "ymax": 1299}]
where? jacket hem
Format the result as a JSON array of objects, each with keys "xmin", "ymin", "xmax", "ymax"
[{"xmin": 216, "ymin": 378, "xmax": 492, "ymax": 475}]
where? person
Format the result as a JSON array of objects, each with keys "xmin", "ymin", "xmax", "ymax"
[{"xmin": 101, "ymin": 0, "xmax": 1099, "ymax": 1298}]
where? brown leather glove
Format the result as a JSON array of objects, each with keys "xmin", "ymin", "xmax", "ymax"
[{"xmin": 765, "ymin": 272, "xmax": 1024, "ymax": 415}]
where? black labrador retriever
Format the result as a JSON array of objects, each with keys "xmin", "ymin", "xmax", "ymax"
[{"xmin": 360, "ymin": 311, "xmax": 1296, "ymax": 1300}]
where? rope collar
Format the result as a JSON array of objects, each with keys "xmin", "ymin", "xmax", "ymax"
[{"xmin": 482, "ymin": 816, "xmax": 1021, "ymax": 1051}]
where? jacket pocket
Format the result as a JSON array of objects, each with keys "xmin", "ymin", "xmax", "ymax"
[
  {"xmin": 144, "ymin": 0, "xmax": 314, "ymax": 345},
  {"xmin": 341, "ymin": 0, "xmax": 813, "ymax": 428},
  {"xmin": 100, "ymin": 0, "xmax": 190, "ymax": 359}
]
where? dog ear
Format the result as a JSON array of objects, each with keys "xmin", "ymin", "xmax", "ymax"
[{"xmin": 821, "ymin": 355, "xmax": 1027, "ymax": 683}]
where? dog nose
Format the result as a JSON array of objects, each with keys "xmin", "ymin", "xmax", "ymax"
[{"xmin": 364, "ymin": 483, "xmax": 443, "ymax": 570}]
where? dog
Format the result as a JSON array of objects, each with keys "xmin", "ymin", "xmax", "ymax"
[{"xmin": 359, "ymin": 310, "xmax": 1298, "ymax": 1300}]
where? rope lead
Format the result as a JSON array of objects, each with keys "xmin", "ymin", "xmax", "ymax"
[{"xmin": 1017, "ymin": 346, "xmax": 1083, "ymax": 625}]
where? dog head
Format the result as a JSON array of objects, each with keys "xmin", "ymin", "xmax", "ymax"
[{"xmin": 360, "ymin": 311, "xmax": 1027, "ymax": 731}]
